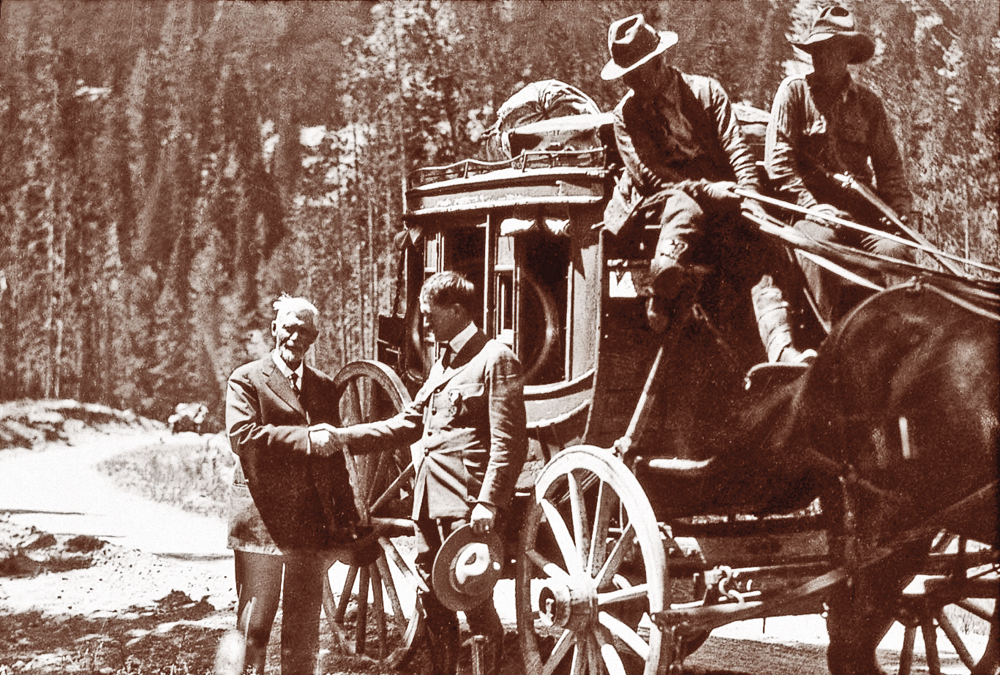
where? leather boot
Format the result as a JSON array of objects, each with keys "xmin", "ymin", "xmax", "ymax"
[
  {"xmin": 477, "ymin": 634, "xmax": 503, "ymax": 675},
  {"xmin": 419, "ymin": 592, "xmax": 460, "ymax": 675},
  {"xmin": 752, "ymin": 275, "xmax": 817, "ymax": 364},
  {"xmin": 645, "ymin": 253, "xmax": 686, "ymax": 333}
]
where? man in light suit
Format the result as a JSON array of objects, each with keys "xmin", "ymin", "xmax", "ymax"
[
  {"xmin": 225, "ymin": 295, "xmax": 357, "ymax": 675},
  {"xmin": 313, "ymin": 271, "xmax": 528, "ymax": 675}
]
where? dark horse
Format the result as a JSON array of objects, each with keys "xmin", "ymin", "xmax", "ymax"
[{"xmin": 747, "ymin": 280, "xmax": 998, "ymax": 675}]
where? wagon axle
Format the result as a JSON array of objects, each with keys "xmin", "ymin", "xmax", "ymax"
[{"xmin": 537, "ymin": 575, "xmax": 597, "ymax": 631}]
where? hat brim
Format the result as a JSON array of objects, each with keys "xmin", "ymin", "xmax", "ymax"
[
  {"xmin": 432, "ymin": 524, "xmax": 505, "ymax": 612},
  {"xmin": 601, "ymin": 30, "xmax": 678, "ymax": 81},
  {"xmin": 790, "ymin": 32, "xmax": 875, "ymax": 64}
]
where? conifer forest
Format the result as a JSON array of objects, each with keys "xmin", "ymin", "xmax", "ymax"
[{"xmin": 0, "ymin": 1, "xmax": 996, "ymax": 426}]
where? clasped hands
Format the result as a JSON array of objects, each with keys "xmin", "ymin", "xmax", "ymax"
[
  {"xmin": 305, "ymin": 423, "xmax": 498, "ymax": 535},
  {"xmin": 307, "ymin": 422, "xmax": 345, "ymax": 456}
]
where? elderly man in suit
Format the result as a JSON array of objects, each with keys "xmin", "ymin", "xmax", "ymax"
[
  {"xmin": 312, "ymin": 271, "xmax": 527, "ymax": 675},
  {"xmin": 225, "ymin": 294, "xmax": 357, "ymax": 675}
]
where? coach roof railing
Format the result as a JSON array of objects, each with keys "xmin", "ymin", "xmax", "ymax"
[{"xmin": 407, "ymin": 146, "xmax": 607, "ymax": 190}]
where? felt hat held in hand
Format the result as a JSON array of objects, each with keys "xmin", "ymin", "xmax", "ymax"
[{"xmin": 431, "ymin": 524, "xmax": 505, "ymax": 612}]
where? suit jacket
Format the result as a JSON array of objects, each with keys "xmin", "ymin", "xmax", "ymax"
[
  {"xmin": 339, "ymin": 330, "xmax": 528, "ymax": 520},
  {"xmin": 226, "ymin": 354, "xmax": 357, "ymax": 552}
]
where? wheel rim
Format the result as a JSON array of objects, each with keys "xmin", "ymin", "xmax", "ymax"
[
  {"xmin": 516, "ymin": 446, "xmax": 673, "ymax": 675},
  {"xmin": 882, "ymin": 533, "xmax": 999, "ymax": 675},
  {"xmin": 324, "ymin": 360, "xmax": 422, "ymax": 668}
]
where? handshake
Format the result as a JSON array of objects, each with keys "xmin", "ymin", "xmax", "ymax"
[{"xmin": 308, "ymin": 422, "xmax": 346, "ymax": 457}]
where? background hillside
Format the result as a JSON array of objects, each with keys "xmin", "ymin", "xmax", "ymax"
[{"xmin": 1, "ymin": 0, "xmax": 996, "ymax": 427}]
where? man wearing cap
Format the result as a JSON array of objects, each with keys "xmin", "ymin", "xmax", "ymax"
[
  {"xmin": 766, "ymin": 5, "xmax": 915, "ymax": 328},
  {"xmin": 602, "ymin": 14, "xmax": 813, "ymax": 365},
  {"xmin": 311, "ymin": 271, "xmax": 527, "ymax": 675}
]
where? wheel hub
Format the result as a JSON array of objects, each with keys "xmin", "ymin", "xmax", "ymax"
[{"xmin": 537, "ymin": 575, "xmax": 596, "ymax": 631}]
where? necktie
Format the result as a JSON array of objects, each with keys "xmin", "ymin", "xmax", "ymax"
[
  {"xmin": 289, "ymin": 372, "xmax": 300, "ymax": 396},
  {"xmin": 441, "ymin": 345, "xmax": 454, "ymax": 369}
]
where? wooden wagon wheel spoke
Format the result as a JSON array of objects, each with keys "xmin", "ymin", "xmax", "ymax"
[
  {"xmin": 586, "ymin": 633, "xmax": 604, "ymax": 674},
  {"xmin": 937, "ymin": 609, "xmax": 977, "ymax": 670},
  {"xmin": 595, "ymin": 628, "xmax": 628, "ymax": 675},
  {"xmin": 921, "ymin": 616, "xmax": 942, "ymax": 675},
  {"xmin": 955, "ymin": 598, "xmax": 994, "ymax": 622},
  {"xmin": 369, "ymin": 562, "xmax": 388, "ymax": 658},
  {"xmin": 354, "ymin": 566, "xmax": 371, "ymax": 654},
  {"xmin": 587, "ymin": 480, "xmax": 615, "ymax": 577},
  {"xmin": 541, "ymin": 630, "xmax": 575, "ymax": 675},
  {"xmin": 598, "ymin": 611, "xmax": 650, "ymax": 661},
  {"xmin": 360, "ymin": 451, "xmax": 386, "ymax": 505},
  {"xmin": 594, "ymin": 521, "xmax": 635, "ymax": 590},
  {"xmin": 378, "ymin": 536, "xmax": 427, "ymax": 591},
  {"xmin": 344, "ymin": 378, "xmax": 364, "ymax": 423},
  {"xmin": 321, "ymin": 575, "xmax": 353, "ymax": 653},
  {"xmin": 369, "ymin": 463, "xmax": 414, "ymax": 515},
  {"xmin": 376, "ymin": 555, "xmax": 406, "ymax": 627},
  {"xmin": 540, "ymin": 497, "xmax": 586, "ymax": 577},
  {"xmin": 336, "ymin": 563, "xmax": 360, "ymax": 621},
  {"xmin": 572, "ymin": 637, "xmax": 588, "ymax": 674},
  {"xmin": 525, "ymin": 547, "xmax": 572, "ymax": 582},
  {"xmin": 568, "ymin": 469, "xmax": 591, "ymax": 564},
  {"xmin": 598, "ymin": 583, "xmax": 650, "ymax": 608},
  {"xmin": 898, "ymin": 625, "xmax": 917, "ymax": 675}
]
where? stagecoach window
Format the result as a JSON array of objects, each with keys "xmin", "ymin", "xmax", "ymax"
[
  {"xmin": 495, "ymin": 236, "xmax": 516, "ymax": 347},
  {"xmin": 418, "ymin": 224, "xmax": 571, "ymax": 385},
  {"xmin": 424, "ymin": 237, "xmax": 438, "ymax": 273},
  {"xmin": 496, "ymin": 273, "xmax": 514, "ymax": 347}
]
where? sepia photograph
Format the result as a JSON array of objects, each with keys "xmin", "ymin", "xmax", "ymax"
[{"xmin": 0, "ymin": 1, "xmax": 997, "ymax": 674}]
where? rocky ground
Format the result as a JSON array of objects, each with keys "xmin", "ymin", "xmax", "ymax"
[
  {"xmin": 0, "ymin": 400, "xmax": 984, "ymax": 675},
  {"xmin": 0, "ymin": 509, "xmax": 231, "ymax": 673}
]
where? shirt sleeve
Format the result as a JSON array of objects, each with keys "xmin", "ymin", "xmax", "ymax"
[
  {"xmin": 335, "ymin": 401, "xmax": 424, "ymax": 455},
  {"xmin": 766, "ymin": 78, "xmax": 819, "ymax": 209},
  {"xmin": 707, "ymin": 78, "xmax": 761, "ymax": 191},
  {"xmin": 866, "ymin": 94, "xmax": 913, "ymax": 216}
]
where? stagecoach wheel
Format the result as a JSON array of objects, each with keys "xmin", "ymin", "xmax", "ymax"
[
  {"xmin": 881, "ymin": 533, "xmax": 999, "ymax": 675},
  {"xmin": 515, "ymin": 445, "xmax": 678, "ymax": 675},
  {"xmin": 325, "ymin": 360, "xmax": 423, "ymax": 668}
]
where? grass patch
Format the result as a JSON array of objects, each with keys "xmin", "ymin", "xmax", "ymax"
[{"xmin": 98, "ymin": 436, "xmax": 234, "ymax": 519}]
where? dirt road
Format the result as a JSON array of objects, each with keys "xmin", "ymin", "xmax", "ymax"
[{"xmin": 0, "ymin": 430, "xmax": 968, "ymax": 674}]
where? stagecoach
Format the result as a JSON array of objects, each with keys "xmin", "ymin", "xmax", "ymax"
[{"xmin": 319, "ymin": 105, "xmax": 999, "ymax": 675}]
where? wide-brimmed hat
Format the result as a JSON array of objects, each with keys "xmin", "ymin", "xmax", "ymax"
[
  {"xmin": 431, "ymin": 524, "xmax": 505, "ymax": 612},
  {"xmin": 601, "ymin": 14, "xmax": 678, "ymax": 81},
  {"xmin": 790, "ymin": 5, "xmax": 875, "ymax": 64}
]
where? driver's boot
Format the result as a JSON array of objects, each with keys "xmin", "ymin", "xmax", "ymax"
[
  {"xmin": 645, "ymin": 251, "xmax": 686, "ymax": 334},
  {"xmin": 752, "ymin": 275, "xmax": 817, "ymax": 364}
]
